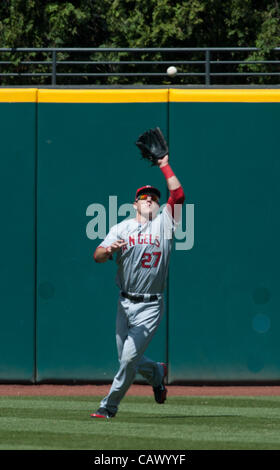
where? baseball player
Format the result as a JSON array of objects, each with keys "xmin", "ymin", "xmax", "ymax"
[{"xmin": 91, "ymin": 128, "xmax": 185, "ymax": 419}]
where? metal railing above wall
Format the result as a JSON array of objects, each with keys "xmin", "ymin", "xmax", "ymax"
[{"xmin": 0, "ymin": 47, "xmax": 280, "ymax": 86}]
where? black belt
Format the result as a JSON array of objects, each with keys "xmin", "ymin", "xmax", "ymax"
[{"xmin": 121, "ymin": 291, "xmax": 158, "ymax": 303}]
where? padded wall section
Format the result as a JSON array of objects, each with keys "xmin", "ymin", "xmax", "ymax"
[
  {"xmin": 0, "ymin": 90, "xmax": 36, "ymax": 381},
  {"xmin": 168, "ymin": 89, "xmax": 280, "ymax": 382},
  {"xmin": 36, "ymin": 90, "xmax": 168, "ymax": 381}
]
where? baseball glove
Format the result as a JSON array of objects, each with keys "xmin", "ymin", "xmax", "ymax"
[{"xmin": 136, "ymin": 127, "xmax": 168, "ymax": 165}]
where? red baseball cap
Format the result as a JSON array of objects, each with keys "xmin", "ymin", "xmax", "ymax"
[{"xmin": 135, "ymin": 185, "xmax": 161, "ymax": 200}]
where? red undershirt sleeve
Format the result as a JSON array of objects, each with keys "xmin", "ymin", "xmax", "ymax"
[{"xmin": 160, "ymin": 164, "xmax": 185, "ymax": 222}]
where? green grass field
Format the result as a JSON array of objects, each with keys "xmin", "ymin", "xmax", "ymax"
[{"xmin": 0, "ymin": 395, "xmax": 280, "ymax": 450}]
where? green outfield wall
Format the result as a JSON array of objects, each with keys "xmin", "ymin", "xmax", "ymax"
[
  {"xmin": 36, "ymin": 90, "xmax": 168, "ymax": 382},
  {"xmin": 168, "ymin": 89, "xmax": 280, "ymax": 382},
  {"xmin": 0, "ymin": 90, "xmax": 37, "ymax": 381},
  {"xmin": 0, "ymin": 88, "xmax": 279, "ymax": 383}
]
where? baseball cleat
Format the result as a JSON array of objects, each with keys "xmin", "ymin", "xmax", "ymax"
[
  {"xmin": 90, "ymin": 407, "xmax": 115, "ymax": 419},
  {"xmin": 153, "ymin": 363, "xmax": 168, "ymax": 404}
]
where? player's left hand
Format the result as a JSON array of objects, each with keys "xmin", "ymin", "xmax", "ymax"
[
  {"xmin": 135, "ymin": 127, "xmax": 168, "ymax": 166},
  {"xmin": 157, "ymin": 154, "xmax": 169, "ymax": 168}
]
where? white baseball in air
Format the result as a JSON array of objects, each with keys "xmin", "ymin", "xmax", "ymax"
[{"xmin": 167, "ymin": 66, "xmax": 177, "ymax": 77}]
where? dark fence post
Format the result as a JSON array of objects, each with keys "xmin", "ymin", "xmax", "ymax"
[
  {"xmin": 205, "ymin": 49, "xmax": 211, "ymax": 85},
  {"xmin": 52, "ymin": 51, "xmax": 57, "ymax": 86}
]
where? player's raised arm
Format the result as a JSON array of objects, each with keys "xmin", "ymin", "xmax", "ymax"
[
  {"xmin": 158, "ymin": 155, "xmax": 185, "ymax": 228},
  {"xmin": 135, "ymin": 127, "xmax": 185, "ymax": 222},
  {"xmin": 158, "ymin": 153, "xmax": 184, "ymax": 192},
  {"xmin": 135, "ymin": 127, "xmax": 185, "ymax": 205}
]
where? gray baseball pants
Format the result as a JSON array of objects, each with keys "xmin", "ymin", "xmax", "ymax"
[{"xmin": 100, "ymin": 293, "xmax": 165, "ymax": 415}]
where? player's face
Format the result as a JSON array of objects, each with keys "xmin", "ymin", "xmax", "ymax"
[{"xmin": 134, "ymin": 194, "xmax": 160, "ymax": 220}]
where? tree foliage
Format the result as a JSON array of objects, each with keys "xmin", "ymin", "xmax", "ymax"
[
  {"xmin": 0, "ymin": 0, "xmax": 279, "ymax": 84},
  {"xmin": 0, "ymin": 0, "xmax": 107, "ymax": 47}
]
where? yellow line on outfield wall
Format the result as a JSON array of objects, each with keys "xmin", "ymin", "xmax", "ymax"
[
  {"xmin": 1, "ymin": 88, "xmax": 280, "ymax": 103},
  {"xmin": 0, "ymin": 89, "xmax": 38, "ymax": 102},
  {"xmin": 169, "ymin": 89, "xmax": 280, "ymax": 102},
  {"xmin": 38, "ymin": 89, "xmax": 168, "ymax": 103}
]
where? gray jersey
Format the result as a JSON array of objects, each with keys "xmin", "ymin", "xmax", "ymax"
[{"xmin": 100, "ymin": 205, "xmax": 178, "ymax": 294}]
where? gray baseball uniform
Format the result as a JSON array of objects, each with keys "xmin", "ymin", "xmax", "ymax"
[{"xmin": 97, "ymin": 204, "xmax": 178, "ymax": 415}]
